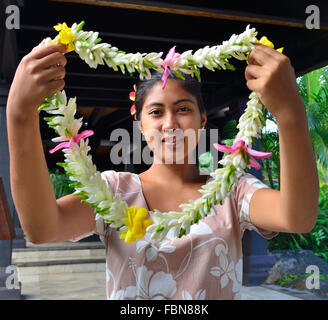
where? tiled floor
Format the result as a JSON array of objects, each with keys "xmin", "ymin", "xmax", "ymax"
[
  {"xmin": 19, "ymin": 272, "xmax": 302, "ymax": 300},
  {"xmin": 20, "ymin": 272, "xmax": 107, "ymax": 300},
  {"xmin": 241, "ymin": 285, "xmax": 302, "ymax": 300}
]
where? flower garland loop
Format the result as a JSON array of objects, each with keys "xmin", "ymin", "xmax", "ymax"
[{"xmin": 39, "ymin": 22, "xmax": 282, "ymax": 243}]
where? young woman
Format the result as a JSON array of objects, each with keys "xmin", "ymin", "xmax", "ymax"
[{"xmin": 6, "ymin": 40, "xmax": 318, "ymax": 299}]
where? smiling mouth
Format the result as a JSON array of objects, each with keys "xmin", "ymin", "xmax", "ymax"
[{"xmin": 162, "ymin": 137, "xmax": 184, "ymax": 145}]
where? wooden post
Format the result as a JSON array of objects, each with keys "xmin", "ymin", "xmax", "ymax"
[
  {"xmin": 1, "ymin": 85, "xmax": 26, "ymax": 248},
  {"xmin": 0, "ymin": 178, "xmax": 16, "ymax": 240},
  {"xmin": 0, "ymin": 176, "xmax": 21, "ymax": 299}
]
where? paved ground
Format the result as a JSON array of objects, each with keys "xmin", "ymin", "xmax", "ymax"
[{"xmin": 19, "ymin": 272, "xmax": 302, "ymax": 300}]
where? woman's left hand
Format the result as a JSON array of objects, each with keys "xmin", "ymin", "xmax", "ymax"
[{"xmin": 245, "ymin": 43, "xmax": 303, "ymax": 120}]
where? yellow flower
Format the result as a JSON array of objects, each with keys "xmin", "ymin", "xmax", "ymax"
[
  {"xmin": 54, "ymin": 22, "xmax": 75, "ymax": 52},
  {"xmin": 257, "ymin": 36, "xmax": 284, "ymax": 53},
  {"xmin": 120, "ymin": 205, "xmax": 154, "ymax": 243},
  {"xmin": 247, "ymin": 36, "xmax": 284, "ymax": 65}
]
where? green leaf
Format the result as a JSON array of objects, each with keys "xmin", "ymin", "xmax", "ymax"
[
  {"xmin": 143, "ymin": 59, "xmax": 158, "ymax": 70},
  {"xmin": 156, "ymin": 225, "xmax": 164, "ymax": 232},
  {"xmin": 173, "ymin": 69, "xmax": 186, "ymax": 80},
  {"xmin": 178, "ymin": 228, "xmax": 186, "ymax": 238},
  {"xmin": 223, "ymin": 139, "xmax": 234, "ymax": 146},
  {"xmin": 79, "ymin": 40, "xmax": 91, "ymax": 48},
  {"xmin": 49, "ymin": 169, "xmax": 75, "ymax": 198},
  {"xmin": 305, "ymin": 68, "xmax": 324, "ymax": 105},
  {"xmin": 38, "ymin": 103, "xmax": 50, "ymax": 111},
  {"xmin": 95, "ymin": 37, "xmax": 102, "ymax": 44},
  {"xmin": 311, "ymin": 131, "xmax": 328, "ymax": 168},
  {"xmin": 290, "ymin": 234, "xmax": 302, "ymax": 249},
  {"xmin": 64, "ymin": 128, "xmax": 72, "ymax": 138},
  {"xmin": 219, "ymin": 54, "xmax": 231, "ymax": 59},
  {"xmin": 225, "ymin": 63, "xmax": 236, "ymax": 71},
  {"xmin": 222, "ymin": 120, "xmax": 238, "ymax": 140},
  {"xmin": 194, "ymin": 210, "xmax": 201, "ymax": 224},
  {"xmin": 55, "ymin": 93, "xmax": 62, "ymax": 106},
  {"xmin": 298, "ymin": 233, "xmax": 310, "ymax": 247},
  {"xmin": 194, "ymin": 69, "xmax": 201, "ymax": 82},
  {"xmin": 43, "ymin": 116, "xmax": 57, "ymax": 123},
  {"xmin": 187, "ymin": 59, "xmax": 199, "ymax": 66},
  {"xmin": 76, "ymin": 21, "xmax": 85, "ymax": 32},
  {"xmin": 48, "ymin": 123, "xmax": 61, "ymax": 129},
  {"xmin": 119, "ymin": 64, "xmax": 125, "ymax": 74}
]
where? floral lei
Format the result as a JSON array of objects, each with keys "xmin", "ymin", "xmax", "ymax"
[{"xmin": 38, "ymin": 21, "xmax": 283, "ymax": 243}]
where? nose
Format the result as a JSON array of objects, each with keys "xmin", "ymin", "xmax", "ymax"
[{"xmin": 162, "ymin": 111, "xmax": 179, "ymax": 132}]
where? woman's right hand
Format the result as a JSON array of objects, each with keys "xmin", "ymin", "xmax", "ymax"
[{"xmin": 7, "ymin": 40, "xmax": 68, "ymax": 117}]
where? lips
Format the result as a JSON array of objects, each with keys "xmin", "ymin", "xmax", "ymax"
[
  {"xmin": 162, "ymin": 137, "xmax": 176, "ymax": 143},
  {"xmin": 162, "ymin": 132, "xmax": 184, "ymax": 140},
  {"xmin": 162, "ymin": 136, "xmax": 184, "ymax": 143}
]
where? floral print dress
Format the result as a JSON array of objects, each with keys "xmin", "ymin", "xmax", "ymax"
[{"xmin": 72, "ymin": 170, "xmax": 278, "ymax": 300}]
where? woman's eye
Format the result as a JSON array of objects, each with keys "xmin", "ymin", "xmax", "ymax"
[
  {"xmin": 149, "ymin": 107, "xmax": 190, "ymax": 116},
  {"xmin": 179, "ymin": 106, "xmax": 191, "ymax": 112},
  {"xmin": 149, "ymin": 110, "xmax": 161, "ymax": 115}
]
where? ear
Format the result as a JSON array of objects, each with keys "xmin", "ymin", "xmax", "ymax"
[
  {"xmin": 200, "ymin": 112, "xmax": 207, "ymax": 128},
  {"xmin": 138, "ymin": 120, "xmax": 143, "ymax": 133}
]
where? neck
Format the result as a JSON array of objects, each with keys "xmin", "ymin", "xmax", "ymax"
[{"xmin": 145, "ymin": 156, "xmax": 206, "ymax": 186}]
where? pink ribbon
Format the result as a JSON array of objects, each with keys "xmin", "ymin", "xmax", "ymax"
[
  {"xmin": 49, "ymin": 130, "xmax": 94, "ymax": 154},
  {"xmin": 213, "ymin": 139, "xmax": 272, "ymax": 170},
  {"xmin": 161, "ymin": 45, "xmax": 180, "ymax": 89}
]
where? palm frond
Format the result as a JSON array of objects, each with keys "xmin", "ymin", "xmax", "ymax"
[{"xmin": 311, "ymin": 131, "xmax": 328, "ymax": 168}]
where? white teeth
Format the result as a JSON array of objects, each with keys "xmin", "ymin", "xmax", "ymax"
[{"xmin": 163, "ymin": 137, "xmax": 177, "ymax": 143}]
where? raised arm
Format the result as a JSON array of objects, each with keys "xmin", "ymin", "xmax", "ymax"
[
  {"xmin": 244, "ymin": 43, "xmax": 319, "ymax": 233},
  {"xmin": 6, "ymin": 42, "xmax": 96, "ymax": 244}
]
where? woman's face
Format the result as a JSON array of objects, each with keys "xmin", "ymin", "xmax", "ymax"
[{"xmin": 139, "ymin": 79, "xmax": 207, "ymax": 164}]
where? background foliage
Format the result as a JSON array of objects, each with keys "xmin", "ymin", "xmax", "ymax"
[
  {"xmin": 49, "ymin": 168, "xmax": 75, "ymax": 199},
  {"xmin": 261, "ymin": 65, "xmax": 328, "ymax": 262}
]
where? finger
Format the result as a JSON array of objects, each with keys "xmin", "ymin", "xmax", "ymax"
[
  {"xmin": 38, "ymin": 52, "xmax": 67, "ymax": 70},
  {"xmin": 248, "ymin": 47, "xmax": 272, "ymax": 66},
  {"xmin": 30, "ymin": 43, "xmax": 68, "ymax": 60},
  {"xmin": 245, "ymin": 64, "xmax": 262, "ymax": 81},
  {"xmin": 39, "ymin": 66, "xmax": 66, "ymax": 82},
  {"xmin": 245, "ymin": 79, "xmax": 262, "ymax": 93},
  {"xmin": 47, "ymin": 79, "xmax": 66, "ymax": 96},
  {"xmin": 254, "ymin": 43, "xmax": 284, "ymax": 61}
]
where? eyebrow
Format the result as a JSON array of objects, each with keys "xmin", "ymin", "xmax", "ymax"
[{"xmin": 145, "ymin": 98, "xmax": 195, "ymax": 109}]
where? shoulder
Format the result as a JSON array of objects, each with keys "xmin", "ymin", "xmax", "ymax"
[
  {"xmin": 100, "ymin": 169, "xmax": 119, "ymax": 186},
  {"xmin": 235, "ymin": 172, "xmax": 270, "ymax": 191},
  {"xmin": 100, "ymin": 170, "xmax": 141, "ymax": 193},
  {"xmin": 228, "ymin": 171, "xmax": 270, "ymax": 205}
]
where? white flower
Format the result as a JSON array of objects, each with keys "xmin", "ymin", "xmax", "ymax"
[
  {"xmin": 182, "ymin": 289, "xmax": 206, "ymax": 300},
  {"xmin": 210, "ymin": 246, "xmax": 235, "ymax": 289},
  {"xmin": 124, "ymin": 266, "xmax": 177, "ymax": 300}
]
